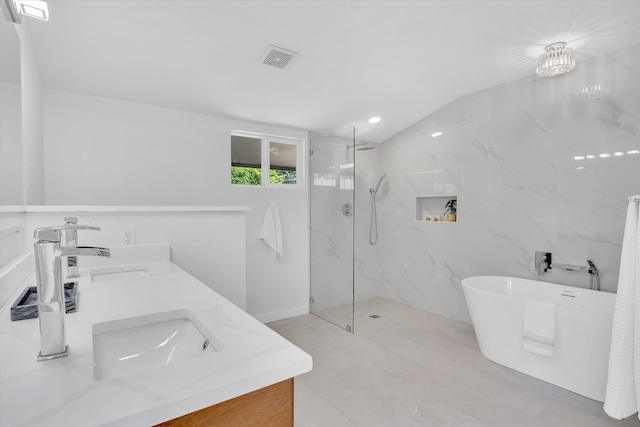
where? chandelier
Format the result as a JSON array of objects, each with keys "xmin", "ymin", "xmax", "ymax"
[{"xmin": 536, "ymin": 42, "xmax": 575, "ymax": 77}]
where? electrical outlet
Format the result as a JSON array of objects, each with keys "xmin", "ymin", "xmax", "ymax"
[{"xmin": 119, "ymin": 227, "xmax": 136, "ymax": 246}]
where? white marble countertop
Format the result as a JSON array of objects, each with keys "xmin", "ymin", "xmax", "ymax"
[{"xmin": 0, "ymin": 249, "xmax": 311, "ymax": 426}]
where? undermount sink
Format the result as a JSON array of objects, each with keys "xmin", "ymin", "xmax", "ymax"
[
  {"xmin": 92, "ymin": 309, "xmax": 222, "ymax": 380},
  {"xmin": 91, "ymin": 267, "xmax": 150, "ymax": 283}
]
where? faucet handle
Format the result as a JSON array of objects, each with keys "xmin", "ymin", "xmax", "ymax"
[
  {"xmin": 73, "ymin": 225, "xmax": 101, "ymax": 232},
  {"xmin": 34, "ymin": 225, "xmax": 102, "ymax": 242}
]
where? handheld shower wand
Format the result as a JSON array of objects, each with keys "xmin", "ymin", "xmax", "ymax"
[
  {"xmin": 371, "ymin": 173, "xmax": 387, "ymax": 194},
  {"xmin": 369, "ymin": 173, "xmax": 387, "ymax": 245}
]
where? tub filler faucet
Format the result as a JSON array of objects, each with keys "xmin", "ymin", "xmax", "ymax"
[
  {"xmin": 34, "ymin": 225, "xmax": 110, "ymax": 361},
  {"xmin": 587, "ymin": 259, "xmax": 600, "ymax": 291},
  {"xmin": 535, "ymin": 251, "xmax": 552, "ymax": 276}
]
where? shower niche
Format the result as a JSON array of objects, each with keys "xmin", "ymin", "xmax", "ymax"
[{"xmin": 415, "ymin": 195, "xmax": 457, "ymax": 222}]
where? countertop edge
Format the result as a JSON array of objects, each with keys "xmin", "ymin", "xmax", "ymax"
[{"xmin": 2, "ymin": 205, "xmax": 251, "ymax": 213}]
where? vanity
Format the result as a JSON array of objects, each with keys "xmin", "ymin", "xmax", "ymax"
[{"xmin": 0, "ymin": 244, "xmax": 312, "ymax": 426}]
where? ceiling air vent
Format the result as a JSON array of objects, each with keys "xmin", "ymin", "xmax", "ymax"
[{"xmin": 260, "ymin": 45, "xmax": 297, "ymax": 69}]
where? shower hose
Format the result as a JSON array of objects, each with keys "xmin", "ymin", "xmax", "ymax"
[{"xmin": 369, "ymin": 190, "xmax": 378, "ymax": 245}]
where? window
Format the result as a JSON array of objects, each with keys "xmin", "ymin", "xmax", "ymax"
[
  {"xmin": 231, "ymin": 131, "xmax": 303, "ymax": 187},
  {"xmin": 230, "ymin": 134, "xmax": 262, "ymax": 186}
]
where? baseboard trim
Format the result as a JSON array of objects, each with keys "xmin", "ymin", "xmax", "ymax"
[{"xmin": 254, "ymin": 305, "xmax": 309, "ymax": 323}]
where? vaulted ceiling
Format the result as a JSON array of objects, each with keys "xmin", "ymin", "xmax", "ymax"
[{"xmin": 23, "ymin": 0, "xmax": 640, "ymax": 142}]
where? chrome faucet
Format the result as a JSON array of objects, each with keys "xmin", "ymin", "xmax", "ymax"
[
  {"xmin": 587, "ymin": 258, "xmax": 600, "ymax": 291},
  {"xmin": 537, "ymin": 255, "xmax": 547, "ymax": 275},
  {"xmin": 535, "ymin": 251, "xmax": 552, "ymax": 275},
  {"xmin": 63, "ymin": 217, "xmax": 79, "ymax": 279},
  {"xmin": 34, "ymin": 225, "xmax": 110, "ymax": 361}
]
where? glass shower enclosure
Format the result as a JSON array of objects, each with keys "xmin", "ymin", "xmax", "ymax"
[{"xmin": 309, "ymin": 129, "xmax": 355, "ymax": 332}]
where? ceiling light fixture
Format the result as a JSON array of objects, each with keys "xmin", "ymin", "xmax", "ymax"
[
  {"xmin": 431, "ymin": 131, "xmax": 443, "ymax": 137},
  {"xmin": 628, "ymin": 150, "xmax": 640, "ymax": 155},
  {"xmin": 586, "ymin": 155, "xmax": 595, "ymax": 159},
  {"xmin": 13, "ymin": 0, "xmax": 48, "ymax": 20},
  {"xmin": 574, "ymin": 156, "xmax": 585, "ymax": 160},
  {"xmin": 614, "ymin": 152, "xmax": 624, "ymax": 156},
  {"xmin": 536, "ymin": 42, "xmax": 575, "ymax": 77},
  {"xmin": 599, "ymin": 153, "xmax": 610, "ymax": 158},
  {"xmin": 368, "ymin": 117, "xmax": 381, "ymax": 124}
]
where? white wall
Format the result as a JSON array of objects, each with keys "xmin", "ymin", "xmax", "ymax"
[
  {"xmin": 0, "ymin": 83, "xmax": 22, "ymax": 206},
  {"xmin": 377, "ymin": 45, "xmax": 640, "ymax": 322},
  {"xmin": 41, "ymin": 91, "xmax": 309, "ymax": 321},
  {"xmin": 21, "ymin": 209, "xmax": 247, "ymax": 310},
  {"xmin": 0, "ymin": 211, "xmax": 25, "ymax": 271},
  {"xmin": 224, "ymin": 187, "xmax": 309, "ymax": 322},
  {"xmin": 17, "ymin": 25, "xmax": 44, "ymax": 205},
  {"xmin": 43, "ymin": 91, "xmax": 220, "ymax": 206},
  {"xmin": 0, "ymin": 23, "xmax": 29, "ymax": 297}
]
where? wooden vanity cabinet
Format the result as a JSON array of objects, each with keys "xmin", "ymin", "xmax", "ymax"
[{"xmin": 156, "ymin": 378, "xmax": 293, "ymax": 427}]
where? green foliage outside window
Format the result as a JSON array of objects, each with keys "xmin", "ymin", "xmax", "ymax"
[
  {"xmin": 271, "ymin": 170, "xmax": 296, "ymax": 184},
  {"xmin": 231, "ymin": 166, "xmax": 261, "ymax": 185},
  {"xmin": 231, "ymin": 166, "xmax": 297, "ymax": 185}
]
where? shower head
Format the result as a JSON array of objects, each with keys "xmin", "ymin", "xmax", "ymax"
[{"xmin": 349, "ymin": 142, "xmax": 375, "ymax": 151}]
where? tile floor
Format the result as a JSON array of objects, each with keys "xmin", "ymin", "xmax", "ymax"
[{"xmin": 267, "ymin": 298, "xmax": 640, "ymax": 427}]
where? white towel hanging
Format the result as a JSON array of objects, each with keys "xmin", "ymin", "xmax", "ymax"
[
  {"xmin": 604, "ymin": 196, "xmax": 640, "ymax": 419},
  {"xmin": 259, "ymin": 204, "xmax": 283, "ymax": 259}
]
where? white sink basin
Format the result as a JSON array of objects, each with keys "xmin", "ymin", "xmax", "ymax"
[
  {"xmin": 93, "ymin": 309, "xmax": 222, "ymax": 380},
  {"xmin": 91, "ymin": 267, "xmax": 150, "ymax": 283}
]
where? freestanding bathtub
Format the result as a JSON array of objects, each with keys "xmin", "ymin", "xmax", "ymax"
[{"xmin": 461, "ymin": 276, "xmax": 616, "ymax": 402}]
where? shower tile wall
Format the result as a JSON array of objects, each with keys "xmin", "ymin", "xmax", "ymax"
[
  {"xmin": 377, "ymin": 45, "xmax": 640, "ymax": 322},
  {"xmin": 354, "ymin": 144, "xmax": 385, "ymax": 302}
]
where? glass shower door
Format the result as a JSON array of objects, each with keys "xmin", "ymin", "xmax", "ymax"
[{"xmin": 309, "ymin": 130, "xmax": 355, "ymax": 332}]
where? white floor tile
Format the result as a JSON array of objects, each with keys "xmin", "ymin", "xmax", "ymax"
[{"xmin": 268, "ymin": 298, "xmax": 639, "ymax": 427}]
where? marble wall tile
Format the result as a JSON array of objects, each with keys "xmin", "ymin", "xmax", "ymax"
[
  {"xmin": 309, "ymin": 46, "xmax": 639, "ymax": 325},
  {"xmin": 353, "ymin": 144, "xmax": 386, "ymax": 302},
  {"xmin": 378, "ymin": 45, "xmax": 640, "ymax": 322}
]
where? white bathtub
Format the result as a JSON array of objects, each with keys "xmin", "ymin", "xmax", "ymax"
[{"xmin": 461, "ymin": 276, "xmax": 616, "ymax": 402}]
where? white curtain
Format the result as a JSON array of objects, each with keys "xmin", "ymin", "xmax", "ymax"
[{"xmin": 604, "ymin": 195, "xmax": 640, "ymax": 419}]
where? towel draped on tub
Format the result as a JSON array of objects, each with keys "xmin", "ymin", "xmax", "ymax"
[{"xmin": 522, "ymin": 299, "xmax": 557, "ymax": 357}]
